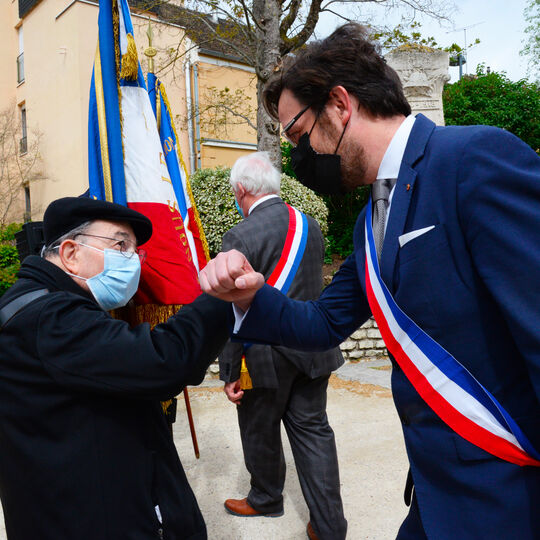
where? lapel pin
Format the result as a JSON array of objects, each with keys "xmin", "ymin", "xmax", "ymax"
[{"xmin": 406, "ymin": 184, "xmax": 411, "ymax": 191}]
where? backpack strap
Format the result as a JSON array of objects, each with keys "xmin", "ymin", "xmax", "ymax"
[{"xmin": 0, "ymin": 289, "xmax": 49, "ymax": 329}]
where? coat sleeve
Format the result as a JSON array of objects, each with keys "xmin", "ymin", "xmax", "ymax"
[
  {"xmin": 458, "ymin": 127, "xmax": 540, "ymax": 400},
  {"xmin": 235, "ymin": 251, "xmax": 371, "ymax": 351},
  {"xmin": 36, "ymin": 293, "xmax": 230, "ymax": 399}
]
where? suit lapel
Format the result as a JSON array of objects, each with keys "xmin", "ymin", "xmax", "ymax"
[
  {"xmin": 379, "ymin": 114, "xmax": 437, "ymax": 290},
  {"xmin": 380, "ymin": 167, "xmax": 417, "ymax": 288}
]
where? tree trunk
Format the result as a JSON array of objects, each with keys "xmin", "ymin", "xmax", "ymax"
[{"xmin": 253, "ymin": 0, "xmax": 282, "ymax": 169}]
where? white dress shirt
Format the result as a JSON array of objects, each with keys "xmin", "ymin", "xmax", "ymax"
[{"xmin": 375, "ymin": 114, "xmax": 416, "ymax": 233}]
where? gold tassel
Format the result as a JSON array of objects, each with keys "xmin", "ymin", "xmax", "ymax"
[
  {"xmin": 120, "ymin": 33, "xmax": 139, "ymax": 81},
  {"xmin": 161, "ymin": 399, "xmax": 172, "ymax": 415},
  {"xmin": 239, "ymin": 355, "xmax": 253, "ymax": 390}
]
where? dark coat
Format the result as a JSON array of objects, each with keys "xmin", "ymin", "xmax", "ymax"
[
  {"xmin": 0, "ymin": 256, "xmax": 229, "ymax": 540},
  {"xmin": 219, "ymin": 197, "xmax": 342, "ymax": 388},
  {"xmin": 236, "ymin": 117, "xmax": 540, "ymax": 539}
]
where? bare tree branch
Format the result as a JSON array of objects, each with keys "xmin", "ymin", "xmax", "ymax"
[
  {"xmin": 280, "ymin": 0, "xmax": 324, "ymax": 55},
  {"xmin": 0, "ymin": 106, "xmax": 42, "ymax": 226}
]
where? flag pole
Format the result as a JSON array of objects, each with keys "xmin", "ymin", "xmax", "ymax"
[{"xmin": 144, "ymin": 19, "xmax": 200, "ymax": 458}]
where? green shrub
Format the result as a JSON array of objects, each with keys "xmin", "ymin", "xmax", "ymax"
[
  {"xmin": 0, "ymin": 223, "xmax": 21, "ymax": 243},
  {"xmin": 322, "ymin": 188, "xmax": 370, "ymax": 258},
  {"xmin": 0, "ymin": 223, "xmax": 22, "ymax": 297},
  {"xmin": 0, "ymin": 266, "xmax": 19, "ymax": 297},
  {"xmin": 190, "ymin": 167, "xmax": 328, "ymax": 256},
  {"xmin": 443, "ymin": 67, "xmax": 540, "ymax": 152},
  {"xmin": 0, "ymin": 244, "xmax": 19, "ymax": 267}
]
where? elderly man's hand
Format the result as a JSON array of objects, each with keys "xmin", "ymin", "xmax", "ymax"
[{"xmin": 200, "ymin": 250, "xmax": 264, "ymax": 311}]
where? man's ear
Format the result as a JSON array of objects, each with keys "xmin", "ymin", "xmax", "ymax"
[
  {"xmin": 58, "ymin": 239, "xmax": 80, "ymax": 274},
  {"xmin": 236, "ymin": 183, "xmax": 246, "ymax": 199},
  {"xmin": 327, "ymin": 86, "xmax": 352, "ymax": 126}
]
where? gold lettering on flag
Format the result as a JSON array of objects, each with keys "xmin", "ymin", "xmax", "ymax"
[{"xmin": 167, "ymin": 199, "xmax": 192, "ymax": 262}]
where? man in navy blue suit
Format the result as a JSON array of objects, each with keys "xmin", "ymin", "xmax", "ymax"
[{"xmin": 200, "ymin": 23, "xmax": 540, "ymax": 540}]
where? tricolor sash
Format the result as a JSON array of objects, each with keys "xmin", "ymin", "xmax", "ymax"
[
  {"xmin": 364, "ymin": 201, "xmax": 540, "ymax": 467},
  {"xmin": 266, "ymin": 204, "xmax": 309, "ymax": 295},
  {"xmin": 240, "ymin": 203, "xmax": 308, "ymax": 381}
]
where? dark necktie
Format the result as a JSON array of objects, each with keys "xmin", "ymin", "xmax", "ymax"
[{"xmin": 372, "ymin": 178, "xmax": 395, "ymax": 260}]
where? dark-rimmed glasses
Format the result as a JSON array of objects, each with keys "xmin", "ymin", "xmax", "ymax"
[
  {"xmin": 281, "ymin": 103, "xmax": 311, "ymax": 145},
  {"xmin": 76, "ymin": 233, "xmax": 147, "ymax": 264}
]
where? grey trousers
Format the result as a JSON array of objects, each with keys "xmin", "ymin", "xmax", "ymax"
[{"xmin": 237, "ymin": 352, "xmax": 347, "ymax": 540}]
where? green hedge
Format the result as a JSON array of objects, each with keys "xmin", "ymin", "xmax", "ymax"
[
  {"xmin": 190, "ymin": 167, "xmax": 328, "ymax": 256},
  {"xmin": 0, "ymin": 224, "xmax": 22, "ymax": 297},
  {"xmin": 443, "ymin": 67, "xmax": 540, "ymax": 152}
]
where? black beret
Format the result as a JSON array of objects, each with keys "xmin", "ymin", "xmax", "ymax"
[{"xmin": 43, "ymin": 197, "xmax": 153, "ymax": 246}]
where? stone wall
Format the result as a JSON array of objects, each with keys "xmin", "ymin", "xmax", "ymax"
[
  {"xmin": 339, "ymin": 318, "xmax": 388, "ymax": 362},
  {"xmin": 207, "ymin": 318, "xmax": 388, "ymax": 381}
]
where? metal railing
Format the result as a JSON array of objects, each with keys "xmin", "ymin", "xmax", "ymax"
[
  {"xmin": 20, "ymin": 136, "xmax": 27, "ymax": 154},
  {"xmin": 17, "ymin": 53, "xmax": 24, "ymax": 83}
]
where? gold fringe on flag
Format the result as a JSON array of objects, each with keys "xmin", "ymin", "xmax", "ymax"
[
  {"xmin": 112, "ymin": 0, "xmax": 125, "ymax": 164},
  {"xmin": 111, "ymin": 303, "xmax": 182, "ymax": 329},
  {"xmin": 120, "ymin": 33, "xmax": 139, "ymax": 81},
  {"xmin": 239, "ymin": 355, "xmax": 253, "ymax": 390},
  {"xmin": 134, "ymin": 303, "xmax": 182, "ymax": 329}
]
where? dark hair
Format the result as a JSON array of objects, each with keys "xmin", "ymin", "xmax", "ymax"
[{"xmin": 263, "ymin": 23, "xmax": 411, "ymax": 120}]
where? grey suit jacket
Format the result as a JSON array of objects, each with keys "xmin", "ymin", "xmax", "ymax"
[{"xmin": 219, "ymin": 197, "xmax": 343, "ymax": 388}]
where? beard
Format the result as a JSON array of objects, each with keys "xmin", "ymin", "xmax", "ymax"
[
  {"xmin": 318, "ymin": 112, "xmax": 368, "ymax": 192},
  {"xmin": 339, "ymin": 135, "xmax": 369, "ymax": 191}
]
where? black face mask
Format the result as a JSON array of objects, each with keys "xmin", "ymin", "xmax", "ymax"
[{"xmin": 290, "ymin": 121, "xmax": 348, "ymax": 195}]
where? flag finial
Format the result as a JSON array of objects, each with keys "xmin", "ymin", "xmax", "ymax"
[{"xmin": 144, "ymin": 18, "xmax": 157, "ymax": 74}]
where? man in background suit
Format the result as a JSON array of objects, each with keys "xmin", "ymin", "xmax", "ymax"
[
  {"xmin": 218, "ymin": 152, "xmax": 346, "ymax": 540},
  {"xmin": 201, "ymin": 24, "xmax": 540, "ymax": 540}
]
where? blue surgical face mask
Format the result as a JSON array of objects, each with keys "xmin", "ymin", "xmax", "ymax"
[
  {"xmin": 69, "ymin": 243, "xmax": 141, "ymax": 311},
  {"xmin": 235, "ymin": 199, "xmax": 245, "ymax": 218}
]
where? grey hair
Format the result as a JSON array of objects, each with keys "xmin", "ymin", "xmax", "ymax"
[
  {"xmin": 41, "ymin": 221, "xmax": 93, "ymax": 259},
  {"xmin": 230, "ymin": 151, "xmax": 281, "ymax": 195}
]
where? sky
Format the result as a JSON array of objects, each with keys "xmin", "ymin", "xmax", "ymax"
[{"xmin": 315, "ymin": 0, "xmax": 531, "ymax": 83}]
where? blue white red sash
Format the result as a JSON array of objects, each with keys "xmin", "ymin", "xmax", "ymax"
[
  {"xmin": 266, "ymin": 204, "xmax": 309, "ymax": 295},
  {"xmin": 364, "ymin": 202, "xmax": 540, "ymax": 467},
  {"xmin": 241, "ymin": 204, "xmax": 308, "ymax": 362}
]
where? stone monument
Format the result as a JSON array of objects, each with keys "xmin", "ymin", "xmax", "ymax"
[{"xmin": 385, "ymin": 46, "xmax": 450, "ymax": 126}]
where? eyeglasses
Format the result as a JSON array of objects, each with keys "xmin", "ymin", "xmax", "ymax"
[
  {"xmin": 281, "ymin": 103, "xmax": 311, "ymax": 145},
  {"xmin": 76, "ymin": 233, "xmax": 147, "ymax": 263}
]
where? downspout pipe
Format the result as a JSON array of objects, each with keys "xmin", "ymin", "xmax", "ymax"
[
  {"xmin": 192, "ymin": 63, "xmax": 202, "ymax": 169},
  {"xmin": 185, "ymin": 61, "xmax": 196, "ymax": 173}
]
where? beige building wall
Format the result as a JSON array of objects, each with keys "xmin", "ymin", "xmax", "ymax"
[
  {"xmin": 196, "ymin": 56, "xmax": 257, "ymax": 169},
  {"xmin": 1, "ymin": 0, "xmax": 257, "ymax": 225},
  {"xmin": 0, "ymin": 1, "xmax": 26, "ymax": 223}
]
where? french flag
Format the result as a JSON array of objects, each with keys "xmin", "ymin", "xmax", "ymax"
[{"xmin": 88, "ymin": 0, "xmax": 202, "ymax": 305}]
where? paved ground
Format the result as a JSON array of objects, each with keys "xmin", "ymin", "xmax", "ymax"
[
  {"xmin": 0, "ymin": 360, "xmax": 409, "ymax": 539},
  {"xmin": 175, "ymin": 359, "xmax": 408, "ymax": 540}
]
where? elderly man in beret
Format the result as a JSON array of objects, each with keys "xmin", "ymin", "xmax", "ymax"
[{"xmin": 0, "ymin": 197, "xmax": 228, "ymax": 540}]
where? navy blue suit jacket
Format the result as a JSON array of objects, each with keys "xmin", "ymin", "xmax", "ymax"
[{"xmin": 236, "ymin": 115, "xmax": 540, "ymax": 539}]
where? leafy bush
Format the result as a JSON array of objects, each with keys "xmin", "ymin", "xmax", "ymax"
[
  {"xmin": 0, "ymin": 223, "xmax": 22, "ymax": 297},
  {"xmin": 190, "ymin": 167, "xmax": 328, "ymax": 256},
  {"xmin": 443, "ymin": 67, "xmax": 540, "ymax": 152},
  {"xmin": 322, "ymin": 188, "xmax": 370, "ymax": 258},
  {"xmin": 0, "ymin": 244, "xmax": 19, "ymax": 267}
]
